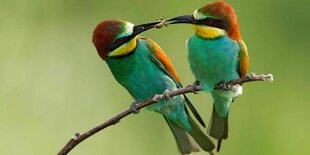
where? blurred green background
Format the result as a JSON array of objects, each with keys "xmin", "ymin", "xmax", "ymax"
[{"xmin": 0, "ymin": 0, "xmax": 309, "ymax": 154}]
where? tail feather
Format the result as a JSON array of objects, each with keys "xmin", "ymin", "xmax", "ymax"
[
  {"xmin": 207, "ymin": 106, "xmax": 228, "ymax": 152},
  {"xmin": 164, "ymin": 116, "xmax": 215, "ymax": 154},
  {"xmin": 187, "ymin": 117, "xmax": 215, "ymax": 152},
  {"xmin": 164, "ymin": 116, "xmax": 200, "ymax": 154}
]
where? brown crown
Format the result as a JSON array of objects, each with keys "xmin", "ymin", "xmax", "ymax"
[
  {"xmin": 199, "ymin": 1, "xmax": 241, "ymax": 40},
  {"xmin": 92, "ymin": 20, "xmax": 124, "ymax": 59}
]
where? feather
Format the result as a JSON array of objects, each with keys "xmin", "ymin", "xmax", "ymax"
[
  {"xmin": 143, "ymin": 37, "xmax": 206, "ymax": 128},
  {"xmin": 237, "ymin": 40, "xmax": 249, "ymax": 78}
]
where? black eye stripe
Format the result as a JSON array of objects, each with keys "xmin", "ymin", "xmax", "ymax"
[
  {"xmin": 105, "ymin": 43, "xmax": 119, "ymax": 52},
  {"xmin": 105, "ymin": 36, "xmax": 132, "ymax": 52},
  {"xmin": 198, "ymin": 18, "xmax": 227, "ymax": 30}
]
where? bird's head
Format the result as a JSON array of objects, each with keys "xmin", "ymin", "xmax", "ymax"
[
  {"xmin": 92, "ymin": 20, "xmax": 159, "ymax": 59},
  {"xmin": 166, "ymin": 1, "xmax": 241, "ymax": 40}
]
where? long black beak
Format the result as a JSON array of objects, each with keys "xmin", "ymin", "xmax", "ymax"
[
  {"xmin": 166, "ymin": 15, "xmax": 197, "ymax": 25},
  {"xmin": 132, "ymin": 21, "xmax": 160, "ymax": 36},
  {"xmin": 105, "ymin": 21, "xmax": 159, "ymax": 53}
]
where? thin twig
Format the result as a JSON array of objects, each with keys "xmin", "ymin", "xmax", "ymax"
[{"xmin": 57, "ymin": 73, "xmax": 273, "ymax": 155}]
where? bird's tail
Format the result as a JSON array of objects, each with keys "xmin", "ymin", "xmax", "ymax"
[
  {"xmin": 164, "ymin": 116, "xmax": 215, "ymax": 155},
  {"xmin": 208, "ymin": 90, "xmax": 233, "ymax": 152},
  {"xmin": 208, "ymin": 106, "xmax": 228, "ymax": 152}
]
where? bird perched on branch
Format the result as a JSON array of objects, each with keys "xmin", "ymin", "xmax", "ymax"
[
  {"xmin": 165, "ymin": 1, "xmax": 249, "ymax": 151},
  {"xmin": 92, "ymin": 20, "xmax": 215, "ymax": 154}
]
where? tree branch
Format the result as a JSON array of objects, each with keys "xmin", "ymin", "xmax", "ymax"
[{"xmin": 57, "ymin": 73, "xmax": 273, "ymax": 155}]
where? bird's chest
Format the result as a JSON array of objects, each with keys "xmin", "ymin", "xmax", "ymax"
[
  {"xmin": 106, "ymin": 49, "xmax": 172, "ymax": 100},
  {"xmin": 187, "ymin": 35, "xmax": 240, "ymax": 90}
]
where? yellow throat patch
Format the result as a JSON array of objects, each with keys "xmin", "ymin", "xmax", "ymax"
[
  {"xmin": 108, "ymin": 36, "xmax": 138, "ymax": 57},
  {"xmin": 192, "ymin": 25, "xmax": 226, "ymax": 39}
]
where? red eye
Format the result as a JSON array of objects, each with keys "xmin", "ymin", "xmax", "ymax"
[{"xmin": 205, "ymin": 18, "xmax": 214, "ymax": 25}]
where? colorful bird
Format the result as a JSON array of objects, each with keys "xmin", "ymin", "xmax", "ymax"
[
  {"xmin": 165, "ymin": 1, "xmax": 249, "ymax": 151},
  {"xmin": 92, "ymin": 20, "xmax": 215, "ymax": 154}
]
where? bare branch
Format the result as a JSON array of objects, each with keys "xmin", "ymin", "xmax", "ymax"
[{"xmin": 57, "ymin": 73, "xmax": 273, "ymax": 155}]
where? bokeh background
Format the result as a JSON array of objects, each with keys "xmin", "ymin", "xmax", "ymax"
[{"xmin": 0, "ymin": 0, "xmax": 309, "ymax": 154}]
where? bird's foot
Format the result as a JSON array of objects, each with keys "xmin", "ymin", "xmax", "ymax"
[
  {"xmin": 191, "ymin": 80, "xmax": 200, "ymax": 94},
  {"xmin": 130, "ymin": 102, "xmax": 140, "ymax": 114},
  {"xmin": 163, "ymin": 89, "xmax": 171, "ymax": 101},
  {"xmin": 218, "ymin": 81, "xmax": 230, "ymax": 91},
  {"xmin": 249, "ymin": 72, "xmax": 256, "ymax": 78}
]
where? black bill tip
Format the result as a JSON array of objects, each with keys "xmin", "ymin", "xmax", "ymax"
[
  {"xmin": 133, "ymin": 21, "xmax": 160, "ymax": 36},
  {"xmin": 166, "ymin": 15, "xmax": 197, "ymax": 25}
]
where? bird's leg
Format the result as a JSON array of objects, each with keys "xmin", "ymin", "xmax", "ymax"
[
  {"xmin": 218, "ymin": 81, "xmax": 231, "ymax": 91},
  {"xmin": 163, "ymin": 89, "xmax": 171, "ymax": 101},
  {"xmin": 191, "ymin": 80, "xmax": 200, "ymax": 94},
  {"xmin": 208, "ymin": 151, "xmax": 214, "ymax": 155},
  {"xmin": 130, "ymin": 102, "xmax": 140, "ymax": 114},
  {"xmin": 155, "ymin": 17, "xmax": 167, "ymax": 29}
]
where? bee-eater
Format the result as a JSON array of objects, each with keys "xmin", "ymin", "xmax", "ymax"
[
  {"xmin": 165, "ymin": 1, "xmax": 249, "ymax": 151},
  {"xmin": 92, "ymin": 20, "xmax": 215, "ymax": 154}
]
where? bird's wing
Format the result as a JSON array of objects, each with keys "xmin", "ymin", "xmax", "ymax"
[
  {"xmin": 237, "ymin": 40, "xmax": 249, "ymax": 78},
  {"xmin": 140, "ymin": 37, "xmax": 206, "ymax": 127},
  {"xmin": 139, "ymin": 37, "xmax": 181, "ymax": 83}
]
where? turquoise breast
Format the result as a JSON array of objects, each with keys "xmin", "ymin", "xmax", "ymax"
[
  {"xmin": 105, "ymin": 38, "xmax": 190, "ymax": 130},
  {"xmin": 187, "ymin": 35, "xmax": 240, "ymax": 91}
]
